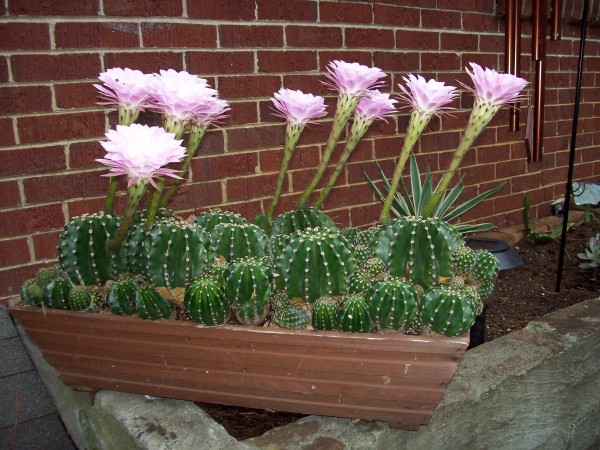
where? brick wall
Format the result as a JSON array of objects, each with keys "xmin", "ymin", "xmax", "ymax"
[{"xmin": 0, "ymin": 0, "xmax": 599, "ymax": 299}]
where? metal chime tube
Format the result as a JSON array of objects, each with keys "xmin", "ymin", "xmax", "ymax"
[
  {"xmin": 532, "ymin": 0, "xmax": 547, "ymax": 162},
  {"xmin": 551, "ymin": 0, "xmax": 562, "ymax": 41},
  {"xmin": 505, "ymin": 0, "xmax": 522, "ymax": 131}
]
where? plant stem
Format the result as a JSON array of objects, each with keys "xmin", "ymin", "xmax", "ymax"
[
  {"xmin": 145, "ymin": 181, "xmax": 164, "ymax": 230},
  {"xmin": 380, "ymin": 110, "xmax": 432, "ymax": 224},
  {"xmin": 297, "ymin": 94, "xmax": 360, "ymax": 210},
  {"xmin": 314, "ymin": 116, "xmax": 371, "ymax": 209},
  {"xmin": 109, "ymin": 181, "xmax": 148, "ymax": 251},
  {"xmin": 266, "ymin": 124, "xmax": 303, "ymax": 219}
]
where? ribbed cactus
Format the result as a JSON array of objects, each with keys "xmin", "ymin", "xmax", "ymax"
[
  {"xmin": 337, "ymin": 294, "xmax": 372, "ymax": 333},
  {"xmin": 353, "ymin": 244, "xmax": 373, "ymax": 266},
  {"xmin": 272, "ymin": 306, "xmax": 310, "ymax": 329},
  {"xmin": 451, "ymin": 246, "xmax": 477, "ymax": 274},
  {"xmin": 106, "ymin": 277, "xmax": 138, "ymax": 316},
  {"xmin": 210, "ymin": 223, "xmax": 267, "ymax": 262},
  {"xmin": 36, "ymin": 266, "xmax": 63, "ymax": 286},
  {"xmin": 68, "ymin": 285, "xmax": 102, "ymax": 311},
  {"xmin": 472, "ymin": 250, "xmax": 500, "ymax": 282},
  {"xmin": 347, "ymin": 269, "xmax": 375, "ymax": 294},
  {"xmin": 270, "ymin": 291, "xmax": 292, "ymax": 311},
  {"xmin": 361, "ymin": 257, "xmax": 386, "ymax": 278},
  {"xmin": 43, "ymin": 275, "xmax": 72, "ymax": 309},
  {"xmin": 20, "ymin": 279, "xmax": 44, "ymax": 306},
  {"xmin": 271, "ymin": 208, "xmax": 336, "ymax": 236},
  {"xmin": 142, "ymin": 217, "xmax": 213, "ymax": 289},
  {"xmin": 476, "ymin": 280, "xmax": 495, "ymax": 300},
  {"xmin": 275, "ymin": 227, "xmax": 356, "ymax": 303},
  {"xmin": 184, "ymin": 275, "xmax": 230, "ymax": 326},
  {"xmin": 311, "ymin": 297, "xmax": 338, "ymax": 331},
  {"xmin": 366, "ymin": 277, "xmax": 418, "ymax": 330},
  {"xmin": 419, "ymin": 286, "xmax": 477, "ymax": 337},
  {"xmin": 205, "ymin": 258, "xmax": 229, "ymax": 282},
  {"xmin": 375, "ymin": 217, "xmax": 463, "ymax": 289},
  {"xmin": 354, "ymin": 226, "xmax": 382, "ymax": 249},
  {"xmin": 224, "ymin": 257, "xmax": 272, "ymax": 326},
  {"xmin": 134, "ymin": 285, "xmax": 173, "ymax": 320},
  {"xmin": 58, "ymin": 213, "xmax": 122, "ymax": 285},
  {"xmin": 195, "ymin": 208, "xmax": 247, "ymax": 232}
]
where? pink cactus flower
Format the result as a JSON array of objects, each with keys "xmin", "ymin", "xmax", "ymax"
[
  {"xmin": 465, "ymin": 62, "xmax": 528, "ymax": 106},
  {"xmin": 323, "ymin": 60, "xmax": 386, "ymax": 97},
  {"xmin": 398, "ymin": 74, "xmax": 458, "ymax": 116},
  {"xmin": 94, "ymin": 67, "xmax": 153, "ymax": 111},
  {"xmin": 97, "ymin": 124, "xmax": 186, "ymax": 188},
  {"xmin": 271, "ymin": 88, "xmax": 328, "ymax": 126},
  {"xmin": 148, "ymin": 69, "xmax": 218, "ymax": 122},
  {"xmin": 192, "ymin": 96, "xmax": 230, "ymax": 127},
  {"xmin": 355, "ymin": 90, "xmax": 397, "ymax": 121}
]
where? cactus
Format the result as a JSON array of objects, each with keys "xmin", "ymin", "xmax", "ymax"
[
  {"xmin": 361, "ymin": 257, "xmax": 386, "ymax": 278},
  {"xmin": 224, "ymin": 257, "xmax": 272, "ymax": 326},
  {"xmin": 353, "ymin": 244, "xmax": 373, "ymax": 266},
  {"xmin": 419, "ymin": 286, "xmax": 477, "ymax": 337},
  {"xmin": 271, "ymin": 208, "xmax": 336, "ymax": 237},
  {"xmin": 312, "ymin": 297, "xmax": 339, "ymax": 331},
  {"xmin": 354, "ymin": 226, "xmax": 382, "ymax": 249},
  {"xmin": 366, "ymin": 277, "xmax": 418, "ymax": 330},
  {"xmin": 272, "ymin": 306, "xmax": 310, "ymax": 330},
  {"xmin": 184, "ymin": 275, "xmax": 230, "ymax": 326},
  {"xmin": 36, "ymin": 266, "xmax": 63, "ymax": 287},
  {"xmin": 337, "ymin": 294, "xmax": 373, "ymax": 333},
  {"xmin": 210, "ymin": 222, "xmax": 267, "ymax": 262},
  {"xmin": 142, "ymin": 217, "xmax": 213, "ymax": 289},
  {"xmin": 340, "ymin": 227, "xmax": 360, "ymax": 244},
  {"xmin": 471, "ymin": 250, "xmax": 500, "ymax": 282},
  {"xmin": 375, "ymin": 217, "xmax": 463, "ymax": 289},
  {"xmin": 205, "ymin": 258, "xmax": 229, "ymax": 282},
  {"xmin": 451, "ymin": 246, "xmax": 476, "ymax": 274},
  {"xmin": 58, "ymin": 212, "xmax": 122, "ymax": 285},
  {"xmin": 106, "ymin": 277, "xmax": 138, "ymax": 315},
  {"xmin": 347, "ymin": 269, "xmax": 375, "ymax": 294},
  {"xmin": 68, "ymin": 285, "xmax": 102, "ymax": 311},
  {"xmin": 476, "ymin": 280, "xmax": 495, "ymax": 300},
  {"xmin": 270, "ymin": 291, "xmax": 292, "ymax": 311},
  {"xmin": 20, "ymin": 279, "xmax": 44, "ymax": 306},
  {"xmin": 275, "ymin": 227, "xmax": 356, "ymax": 303},
  {"xmin": 134, "ymin": 285, "xmax": 173, "ymax": 320},
  {"xmin": 195, "ymin": 208, "xmax": 247, "ymax": 232},
  {"xmin": 43, "ymin": 275, "xmax": 72, "ymax": 309}
]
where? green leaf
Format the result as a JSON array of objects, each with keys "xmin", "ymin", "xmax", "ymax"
[{"xmin": 444, "ymin": 181, "xmax": 507, "ymax": 222}]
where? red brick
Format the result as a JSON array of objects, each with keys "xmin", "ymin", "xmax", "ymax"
[
  {"xmin": 18, "ymin": 112, "xmax": 105, "ymax": 144},
  {"xmin": 286, "ymin": 25, "xmax": 343, "ymax": 48},
  {"xmin": 187, "ymin": 51, "xmax": 254, "ymax": 76},
  {"xmin": 104, "ymin": 0, "xmax": 183, "ymax": 16},
  {"xmin": 69, "ymin": 141, "xmax": 105, "ymax": 169},
  {"xmin": 373, "ymin": 5, "xmax": 420, "ymax": 27},
  {"xmin": 480, "ymin": 34, "xmax": 505, "ymax": 53},
  {"xmin": 227, "ymin": 124, "xmax": 284, "ymax": 152},
  {"xmin": 0, "ymin": 204, "xmax": 65, "ymax": 238},
  {"xmin": 23, "ymin": 170, "xmax": 106, "ymax": 204},
  {"xmin": 318, "ymin": 51, "xmax": 372, "ymax": 70},
  {"xmin": 0, "ymin": 118, "xmax": 16, "ymax": 146},
  {"xmin": 280, "ymin": 75, "xmax": 329, "ymax": 96},
  {"xmin": 67, "ymin": 198, "xmax": 109, "ymax": 217},
  {"xmin": 462, "ymin": 12, "xmax": 500, "ymax": 33},
  {"xmin": 0, "ymin": 86, "xmax": 52, "ymax": 115},
  {"xmin": 220, "ymin": 25, "xmax": 283, "ymax": 48},
  {"xmin": 222, "ymin": 101, "xmax": 258, "ymax": 127},
  {"xmin": 196, "ymin": 129, "xmax": 226, "ymax": 156},
  {"xmin": 421, "ymin": 53, "xmax": 462, "ymax": 71},
  {"xmin": 0, "ymin": 23, "xmax": 50, "ymax": 50},
  {"xmin": 188, "ymin": 0, "xmax": 255, "ymax": 20},
  {"xmin": 437, "ymin": 0, "xmax": 477, "ymax": 10},
  {"xmin": 226, "ymin": 174, "xmax": 278, "ymax": 202},
  {"xmin": 320, "ymin": 183, "xmax": 374, "ymax": 210},
  {"xmin": 104, "ymin": 52, "xmax": 183, "ymax": 73},
  {"xmin": 259, "ymin": 145, "xmax": 321, "ymax": 173},
  {"xmin": 349, "ymin": 202, "xmax": 380, "ymax": 228},
  {"xmin": 373, "ymin": 51, "xmax": 420, "ymax": 73},
  {"xmin": 0, "ymin": 57, "xmax": 8, "ymax": 83},
  {"xmin": 0, "ymin": 146, "xmax": 66, "ymax": 177},
  {"xmin": 0, "ymin": 180, "xmax": 21, "ymax": 209},
  {"xmin": 191, "ymin": 152, "xmax": 259, "ymax": 181},
  {"xmin": 257, "ymin": 0, "xmax": 317, "ymax": 21},
  {"xmin": 8, "ymin": 0, "xmax": 98, "ymax": 15},
  {"xmin": 218, "ymin": 75, "xmax": 281, "ymax": 100},
  {"xmin": 422, "ymin": 10, "xmax": 462, "ymax": 29},
  {"xmin": 163, "ymin": 180, "xmax": 223, "ymax": 212},
  {"xmin": 257, "ymin": 51, "xmax": 317, "ymax": 73},
  {"xmin": 347, "ymin": 158, "xmax": 395, "ymax": 184},
  {"xmin": 320, "ymin": 2, "xmax": 372, "ymax": 24},
  {"xmin": 32, "ymin": 230, "xmax": 61, "ymax": 260},
  {"xmin": 0, "ymin": 263, "xmax": 49, "ymax": 298},
  {"xmin": 221, "ymin": 201, "xmax": 262, "ymax": 222},
  {"xmin": 346, "ymin": 28, "xmax": 394, "ymax": 49},
  {"xmin": 441, "ymin": 33, "xmax": 479, "ymax": 51},
  {"xmin": 11, "ymin": 53, "xmax": 102, "ymax": 82},
  {"xmin": 55, "ymin": 22, "xmax": 139, "ymax": 49},
  {"xmin": 55, "ymin": 82, "xmax": 99, "ymax": 109},
  {"xmin": 0, "ymin": 238, "xmax": 30, "ymax": 267},
  {"xmin": 142, "ymin": 24, "xmax": 216, "ymax": 48},
  {"xmin": 395, "ymin": 30, "xmax": 439, "ymax": 51}
]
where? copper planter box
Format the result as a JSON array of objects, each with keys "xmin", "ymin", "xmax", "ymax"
[{"xmin": 9, "ymin": 305, "xmax": 469, "ymax": 430}]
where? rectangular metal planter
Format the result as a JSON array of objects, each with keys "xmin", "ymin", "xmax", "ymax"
[{"xmin": 9, "ymin": 305, "xmax": 469, "ymax": 430}]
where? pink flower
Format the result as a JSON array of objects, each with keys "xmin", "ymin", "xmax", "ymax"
[
  {"xmin": 271, "ymin": 88, "xmax": 327, "ymax": 126},
  {"xmin": 192, "ymin": 96, "xmax": 230, "ymax": 127},
  {"xmin": 355, "ymin": 90, "xmax": 397, "ymax": 121},
  {"xmin": 398, "ymin": 74, "xmax": 458, "ymax": 115},
  {"xmin": 97, "ymin": 124, "xmax": 186, "ymax": 188},
  {"xmin": 148, "ymin": 69, "xmax": 218, "ymax": 122},
  {"xmin": 465, "ymin": 62, "xmax": 528, "ymax": 105},
  {"xmin": 323, "ymin": 60, "xmax": 386, "ymax": 97},
  {"xmin": 94, "ymin": 67, "xmax": 152, "ymax": 111}
]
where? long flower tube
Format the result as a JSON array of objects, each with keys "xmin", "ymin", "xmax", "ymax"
[
  {"xmin": 315, "ymin": 91, "xmax": 396, "ymax": 209},
  {"xmin": 380, "ymin": 75, "xmax": 458, "ymax": 224},
  {"xmin": 297, "ymin": 61, "xmax": 386, "ymax": 209},
  {"xmin": 422, "ymin": 63, "xmax": 528, "ymax": 217}
]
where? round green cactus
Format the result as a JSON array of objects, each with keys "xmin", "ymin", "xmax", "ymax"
[
  {"xmin": 271, "ymin": 208, "xmax": 336, "ymax": 237},
  {"xmin": 472, "ymin": 250, "xmax": 500, "ymax": 282},
  {"xmin": 275, "ymin": 227, "xmax": 356, "ymax": 303},
  {"xmin": 451, "ymin": 245, "xmax": 477, "ymax": 274},
  {"xmin": 195, "ymin": 208, "xmax": 247, "ymax": 232},
  {"xmin": 361, "ymin": 257, "xmax": 386, "ymax": 278},
  {"xmin": 134, "ymin": 285, "xmax": 173, "ymax": 320},
  {"xmin": 210, "ymin": 222, "xmax": 267, "ymax": 262},
  {"xmin": 347, "ymin": 269, "xmax": 374, "ymax": 294},
  {"xmin": 419, "ymin": 286, "xmax": 477, "ymax": 337},
  {"xmin": 353, "ymin": 244, "xmax": 373, "ymax": 266},
  {"xmin": 20, "ymin": 279, "xmax": 44, "ymax": 306},
  {"xmin": 107, "ymin": 277, "xmax": 138, "ymax": 316},
  {"xmin": 312, "ymin": 297, "xmax": 339, "ymax": 331},
  {"xmin": 224, "ymin": 257, "xmax": 272, "ymax": 326},
  {"xmin": 184, "ymin": 275, "xmax": 230, "ymax": 326},
  {"xmin": 476, "ymin": 279, "xmax": 495, "ymax": 300},
  {"xmin": 337, "ymin": 294, "xmax": 372, "ymax": 333},
  {"xmin": 272, "ymin": 306, "xmax": 310, "ymax": 330},
  {"xmin": 36, "ymin": 266, "xmax": 63, "ymax": 287},
  {"xmin": 366, "ymin": 277, "xmax": 418, "ymax": 331},
  {"xmin": 205, "ymin": 258, "xmax": 229, "ymax": 282},
  {"xmin": 270, "ymin": 291, "xmax": 292, "ymax": 312},
  {"xmin": 43, "ymin": 275, "xmax": 72, "ymax": 310},
  {"xmin": 68, "ymin": 285, "xmax": 102, "ymax": 311}
]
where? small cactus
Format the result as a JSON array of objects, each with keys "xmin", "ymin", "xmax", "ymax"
[
  {"xmin": 366, "ymin": 277, "xmax": 418, "ymax": 331},
  {"xmin": 184, "ymin": 275, "xmax": 230, "ymax": 326},
  {"xmin": 337, "ymin": 294, "xmax": 373, "ymax": 333},
  {"xmin": 270, "ymin": 291, "xmax": 292, "ymax": 311},
  {"xmin": 195, "ymin": 208, "xmax": 247, "ymax": 232},
  {"xmin": 353, "ymin": 244, "xmax": 373, "ymax": 266},
  {"xmin": 271, "ymin": 208, "xmax": 336, "ymax": 236},
  {"xmin": 451, "ymin": 246, "xmax": 476, "ymax": 274},
  {"xmin": 224, "ymin": 257, "xmax": 272, "ymax": 326},
  {"xmin": 68, "ymin": 285, "xmax": 102, "ymax": 311},
  {"xmin": 107, "ymin": 277, "xmax": 138, "ymax": 316},
  {"xmin": 312, "ymin": 297, "xmax": 339, "ymax": 331},
  {"xmin": 36, "ymin": 266, "xmax": 63, "ymax": 287},
  {"xmin": 210, "ymin": 222, "xmax": 267, "ymax": 262},
  {"xmin": 20, "ymin": 279, "xmax": 44, "ymax": 306},
  {"xmin": 134, "ymin": 285, "xmax": 173, "ymax": 320},
  {"xmin": 272, "ymin": 306, "xmax": 310, "ymax": 330},
  {"xmin": 43, "ymin": 275, "xmax": 72, "ymax": 310},
  {"xmin": 471, "ymin": 250, "xmax": 500, "ymax": 282},
  {"xmin": 419, "ymin": 286, "xmax": 477, "ymax": 337},
  {"xmin": 347, "ymin": 269, "xmax": 375, "ymax": 294},
  {"xmin": 361, "ymin": 257, "xmax": 386, "ymax": 278}
]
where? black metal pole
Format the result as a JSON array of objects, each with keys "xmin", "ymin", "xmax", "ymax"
[{"xmin": 556, "ymin": 0, "xmax": 589, "ymax": 292}]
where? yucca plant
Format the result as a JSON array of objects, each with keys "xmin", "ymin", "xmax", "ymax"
[{"xmin": 365, "ymin": 155, "xmax": 506, "ymax": 235}]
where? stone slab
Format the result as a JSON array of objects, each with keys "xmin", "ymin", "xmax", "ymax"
[
  {"xmin": 0, "ymin": 371, "xmax": 56, "ymax": 428},
  {"xmin": 0, "ymin": 308, "xmax": 18, "ymax": 339},
  {"xmin": 0, "ymin": 413, "xmax": 76, "ymax": 450},
  {"xmin": 0, "ymin": 337, "xmax": 34, "ymax": 377}
]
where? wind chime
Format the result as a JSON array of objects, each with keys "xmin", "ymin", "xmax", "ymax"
[{"xmin": 504, "ymin": 0, "xmax": 563, "ymax": 162}]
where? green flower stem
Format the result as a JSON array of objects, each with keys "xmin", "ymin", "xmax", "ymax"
[
  {"xmin": 297, "ymin": 93, "xmax": 360, "ymax": 209},
  {"xmin": 160, "ymin": 124, "xmax": 208, "ymax": 208},
  {"xmin": 145, "ymin": 181, "xmax": 164, "ymax": 230},
  {"xmin": 380, "ymin": 110, "xmax": 432, "ymax": 224},
  {"xmin": 266, "ymin": 124, "xmax": 303, "ymax": 219},
  {"xmin": 103, "ymin": 107, "xmax": 139, "ymax": 214},
  {"xmin": 109, "ymin": 181, "xmax": 148, "ymax": 251},
  {"xmin": 314, "ymin": 116, "xmax": 372, "ymax": 209},
  {"xmin": 422, "ymin": 99, "xmax": 500, "ymax": 218}
]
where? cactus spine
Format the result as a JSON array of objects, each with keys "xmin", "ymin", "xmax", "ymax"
[
  {"xmin": 210, "ymin": 223, "xmax": 267, "ymax": 262},
  {"xmin": 224, "ymin": 257, "xmax": 272, "ymax": 326},
  {"xmin": 337, "ymin": 294, "xmax": 372, "ymax": 333},
  {"xmin": 272, "ymin": 306, "xmax": 310, "ymax": 330},
  {"xmin": 134, "ymin": 285, "xmax": 173, "ymax": 320},
  {"xmin": 419, "ymin": 286, "xmax": 477, "ymax": 336},
  {"xmin": 107, "ymin": 277, "xmax": 138, "ymax": 315},
  {"xmin": 366, "ymin": 277, "xmax": 418, "ymax": 330},
  {"xmin": 43, "ymin": 276, "xmax": 72, "ymax": 309},
  {"xmin": 184, "ymin": 275, "xmax": 230, "ymax": 326},
  {"xmin": 311, "ymin": 297, "xmax": 338, "ymax": 331}
]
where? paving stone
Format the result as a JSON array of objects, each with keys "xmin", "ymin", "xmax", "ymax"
[
  {"xmin": 0, "ymin": 371, "xmax": 56, "ymax": 428},
  {"xmin": 0, "ymin": 413, "xmax": 76, "ymax": 450},
  {"xmin": 0, "ymin": 337, "xmax": 34, "ymax": 377},
  {"xmin": 0, "ymin": 308, "xmax": 18, "ymax": 339}
]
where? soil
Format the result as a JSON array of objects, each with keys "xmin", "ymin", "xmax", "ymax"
[{"xmin": 197, "ymin": 217, "xmax": 600, "ymax": 441}]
